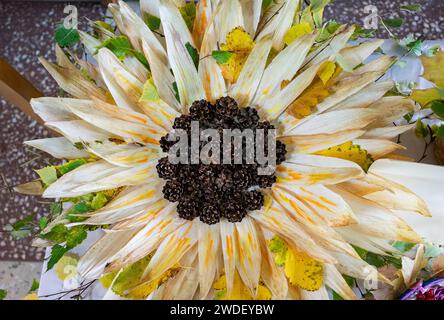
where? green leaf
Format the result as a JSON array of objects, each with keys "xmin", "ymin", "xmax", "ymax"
[
  {"xmin": 350, "ymin": 25, "xmax": 376, "ymax": 41},
  {"xmin": 56, "ymin": 159, "xmax": 87, "ymax": 175},
  {"xmin": 54, "ymin": 24, "xmax": 80, "ymax": 48},
  {"xmin": 424, "ymin": 45, "xmax": 440, "ymax": 57},
  {"xmin": 404, "ymin": 111, "xmax": 414, "ymax": 122},
  {"xmin": 143, "ymin": 13, "xmax": 161, "ymax": 31},
  {"xmin": 65, "ymin": 226, "xmax": 87, "ymax": 249},
  {"xmin": 179, "ymin": 2, "xmax": 196, "ymax": 31},
  {"xmin": 50, "ymin": 202, "xmax": 63, "ymax": 216},
  {"xmin": 95, "ymin": 21, "xmax": 114, "ymax": 32},
  {"xmin": 5, "ymin": 213, "xmax": 35, "ymax": 240},
  {"xmin": 211, "ymin": 50, "xmax": 234, "ymax": 64},
  {"xmin": 97, "ymin": 36, "xmax": 133, "ymax": 60},
  {"xmin": 8, "ymin": 228, "xmax": 33, "ymax": 240},
  {"xmin": 332, "ymin": 290, "xmax": 344, "ymax": 300},
  {"xmin": 35, "ymin": 166, "xmax": 58, "ymax": 186},
  {"xmin": 343, "ymin": 275, "xmax": 356, "ymax": 287},
  {"xmin": 415, "ymin": 119, "xmax": 429, "ymax": 138},
  {"xmin": 112, "ymin": 255, "xmax": 152, "ymax": 295},
  {"xmin": 400, "ymin": 4, "xmax": 422, "ymax": 13},
  {"xmin": 40, "ymin": 224, "xmax": 69, "ymax": 243},
  {"xmin": 11, "ymin": 213, "xmax": 35, "ymax": 230},
  {"xmin": 365, "ymin": 252, "xmax": 386, "ymax": 268},
  {"xmin": 430, "ymin": 100, "xmax": 444, "ymax": 120},
  {"xmin": 399, "ymin": 36, "xmax": 423, "ymax": 56},
  {"xmin": 383, "ymin": 18, "xmax": 404, "ymax": 28},
  {"xmin": 353, "ymin": 246, "xmax": 368, "ymax": 259},
  {"xmin": 392, "ymin": 241, "xmax": 415, "ymax": 252},
  {"xmin": 97, "ymin": 36, "xmax": 149, "ymax": 70},
  {"xmin": 29, "ymin": 279, "xmax": 40, "ymax": 292},
  {"xmin": 140, "ymin": 78, "xmax": 160, "ymax": 102},
  {"xmin": 91, "ymin": 193, "xmax": 109, "ymax": 210},
  {"xmin": 262, "ymin": 0, "xmax": 273, "ymax": 9},
  {"xmin": 172, "ymin": 82, "xmax": 180, "ymax": 103},
  {"xmin": 133, "ymin": 51, "xmax": 150, "ymax": 70},
  {"xmin": 39, "ymin": 217, "xmax": 49, "ymax": 230},
  {"xmin": 316, "ymin": 20, "xmax": 340, "ymax": 42},
  {"xmin": 0, "ymin": 289, "xmax": 7, "ymax": 300},
  {"xmin": 436, "ymin": 125, "xmax": 444, "ymax": 139},
  {"xmin": 185, "ymin": 42, "xmax": 199, "ymax": 69},
  {"xmin": 47, "ymin": 244, "xmax": 69, "ymax": 271},
  {"xmin": 425, "ymin": 243, "xmax": 444, "ymax": 258},
  {"xmin": 66, "ymin": 202, "xmax": 92, "ymax": 222}
]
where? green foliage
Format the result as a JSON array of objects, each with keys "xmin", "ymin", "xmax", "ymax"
[
  {"xmin": 54, "ymin": 24, "xmax": 80, "ymax": 48},
  {"xmin": 112, "ymin": 255, "xmax": 152, "ymax": 295},
  {"xmin": 262, "ymin": 0, "xmax": 273, "ymax": 9},
  {"xmin": 415, "ymin": 119, "xmax": 429, "ymax": 138},
  {"xmin": 399, "ymin": 35, "xmax": 423, "ymax": 56},
  {"xmin": 97, "ymin": 36, "xmax": 149, "ymax": 69},
  {"xmin": 392, "ymin": 241, "xmax": 416, "ymax": 252},
  {"xmin": 91, "ymin": 193, "xmax": 109, "ymax": 211},
  {"xmin": 211, "ymin": 50, "xmax": 234, "ymax": 64},
  {"xmin": 47, "ymin": 244, "xmax": 69, "ymax": 271},
  {"xmin": 353, "ymin": 245, "xmax": 402, "ymax": 269},
  {"xmin": 179, "ymin": 2, "xmax": 196, "ymax": 31},
  {"xmin": 43, "ymin": 225, "xmax": 87, "ymax": 271},
  {"xmin": 56, "ymin": 159, "xmax": 87, "ymax": 175},
  {"xmin": 50, "ymin": 202, "xmax": 63, "ymax": 216},
  {"xmin": 140, "ymin": 78, "xmax": 160, "ymax": 102},
  {"xmin": 29, "ymin": 279, "xmax": 40, "ymax": 292},
  {"xmin": 39, "ymin": 217, "xmax": 49, "ymax": 230},
  {"xmin": 95, "ymin": 21, "xmax": 114, "ymax": 32},
  {"xmin": 383, "ymin": 18, "xmax": 404, "ymax": 28},
  {"xmin": 185, "ymin": 42, "xmax": 199, "ymax": 69},
  {"xmin": 316, "ymin": 20, "xmax": 340, "ymax": 42},
  {"xmin": 268, "ymin": 236, "xmax": 288, "ymax": 267},
  {"xmin": 143, "ymin": 13, "xmax": 161, "ymax": 31},
  {"xmin": 350, "ymin": 25, "xmax": 376, "ymax": 41},
  {"xmin": 430, "ymin": 100, "xmax": 444, "ymax": 120},
  {"xmin": 173, "ymin": 81, "xmax": 180, "ymax": 103},
  {"xmin": 65, "ymin": 227, "xmax": 87, "ymax": 248},
  {"xmin": 35, "ymin": 166, "xmax": 57, "ymax": 186},
  {"xmin": 436, "ymin": 125, "xmax": 444, "ymax": 139},
  {"xmin": 4, "ymin": 213, "xmax": 36, "ymax": 240},
  {"xmin": 384, "ymin": 18, "xmax": 405, "ymax": 29},
  {"xmin": 0, "ymin": 289, "xmax": 7, "ymax": 300},
  {"xmin": 400, "ymin": 4, "xmax": 422, "ymax": 13}
]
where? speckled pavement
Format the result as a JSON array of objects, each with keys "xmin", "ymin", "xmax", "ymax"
[
  {"xmin": 0, "ymin": 261, "xmax": 42, "ymax": 300},
  {"xmin": 0, "ymin": 0, "xmax": 443, "ymax": 264}
]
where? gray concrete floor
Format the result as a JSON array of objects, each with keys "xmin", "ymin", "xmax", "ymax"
[{"xmin": 0, "ymin": 261, "xmax": 42, "ymax": 300}]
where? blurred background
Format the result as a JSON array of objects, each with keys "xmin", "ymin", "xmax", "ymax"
[{"xmin": 0, "ymin": 0, "xmax": 443, "ymax": 299}]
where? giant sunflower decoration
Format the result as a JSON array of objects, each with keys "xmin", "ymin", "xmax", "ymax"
[{"xmin": 21, "ymin": 0, "xmax": 444, "ymax": 300}]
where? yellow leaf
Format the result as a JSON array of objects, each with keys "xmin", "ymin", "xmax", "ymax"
[
  {"xmin": 315, "ymin": 141, "xmax": 374, "ymax": 171},
  {"xmin": 288, "ymin": 80, "xmax": 330, "ymax": 118},
  {"xmin": 284, "ymin": 247, "xmax": 324, "ymax": 291},
  {"xmin": 421, "ymin": 50, "xmax": 444, "ymax": 88},
  {"xmin": 213, "ymin": 272, "xmax": 271, "ymax": 300},
  {"xmin": 21, "ymin": 293, "xmax": 39, "ymax": 300},
  {"xmin": 126, "ymin": 268, "xmax": 178, "ymax": 299},
  {"xmin": 218, "ymin": 27, "xmax": 255, "ymax": 83},
  {"xmin": 284, "ymin": 22, "xmax": 313, "ymax": 45},
  {"xmin": 317, "ymin": 61, "xmax": 337, "ymax": 85},
  {"xmin": 410, "ymin": 87, "xmax": 442, "ymax": 108},
  {"xmin": 100, "ymin": 271, "xmax": 118, "ymax": 289},
  {"xmin": 287, "ymin": 65, "xmax": 341, "ymax": 118},
  {"xmin": 55, "ymin": 254, "xmax": 79, "ymax": 281}
]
